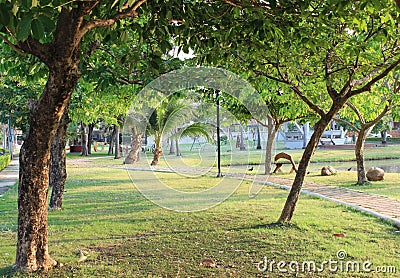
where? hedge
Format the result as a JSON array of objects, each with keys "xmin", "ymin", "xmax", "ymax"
[{"xmin": 0, "ymin": 153, "xmax": 11, "ymax": 172}]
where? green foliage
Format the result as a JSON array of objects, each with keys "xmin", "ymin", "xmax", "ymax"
[
  {"xmin": 338, "ymin": 70, "xmax": 400, "ymax": 134},
  {"xmin": 0, "ymin": 77, "xmax": 41, "ymax": 133},
  {"xmin": 66, "ymin": 121, "xmax": 81, "ymax": 143},
  {"xmin": 0, "ymin": 153, "xmax": 11, "ymax": 171},
  {"xmin": 176, "ymin": 122, "xmax": 214, "ymax": 143},
  {"xmin": 191, "ymin": 0, "xmax": 399, "ymax": 124},
  {"xmin": 372, "ymin": 116, "xmax": 393, "ymax": 133},
  {"xmin": 0, "ymin": 0, "xmax": 57, "ymax": 42},
  {"xmin": 198, "ymin": 88, "xmax": 252, "ymax": 123},
  {"xmin": 147, "ymin": 96, "xmax": 214, "ymax": 149}
]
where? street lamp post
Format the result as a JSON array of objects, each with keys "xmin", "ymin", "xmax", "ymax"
[
  {"xmin": 216, "ymin": 91, "xmax": 222, "ymax": 178},
  {"xmin": 7, "ymin": 118, "xmax": 13, "ymax": 157},
  {"xmin": 256, "ymin": 124, "xmax": 262, "ymax": 149}
]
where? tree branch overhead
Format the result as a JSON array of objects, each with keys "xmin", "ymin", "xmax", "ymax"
[{"xmin": 79, "ymin": 0, "xmax": 147, "ymax": 38}]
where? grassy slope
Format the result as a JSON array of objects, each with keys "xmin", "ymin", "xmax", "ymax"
[{"xmin": 0, "ymin": 160, "xmax": 399, "ymax": 277}]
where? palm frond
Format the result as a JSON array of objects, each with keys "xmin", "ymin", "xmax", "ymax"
[
  {"xmin": 161, "ymin": 102, "xmax": 192, "ymax": 136},
  {"xmin": 175, "ymin": 122, "xmax": 214, "ymax": 143},
  {"xmin": 146, "ymin": 98, "xmax": 196, "ymax": 148}
]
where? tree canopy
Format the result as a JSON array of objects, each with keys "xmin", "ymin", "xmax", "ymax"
[{"xmin": 0, "ymin": 0, "xmax": 400, "ymax": 272}]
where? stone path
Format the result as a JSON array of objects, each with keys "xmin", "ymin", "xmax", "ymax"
[
  {"xmin": 233, "ymin": 173, "xmax": 400, "ymax": 228},
  {"xmin": 0, "ymin": 155, "xmax": 19, "ymax": 195}
]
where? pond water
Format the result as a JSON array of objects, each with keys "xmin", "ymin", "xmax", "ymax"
[{"xmin": 308, "ymin": 159, "xmax": 400, "ymax": 174}]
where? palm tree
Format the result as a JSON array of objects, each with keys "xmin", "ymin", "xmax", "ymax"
[{"xmin": 147, "ymin": 99, "xmax": 213, "ymax": 166}]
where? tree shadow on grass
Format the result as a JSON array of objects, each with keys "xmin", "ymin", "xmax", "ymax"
[{"xmin": 0, "ymin": 266, "xmax": 13, "ymax": 277}]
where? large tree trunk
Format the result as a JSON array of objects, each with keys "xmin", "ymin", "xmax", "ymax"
[
  {"xmin": 355, "ymin": 127, "xmax": 369, "ymax": 185},
  {"xmin": 278, "ymin": 116, "xmax": 330, "ymax": 223},
  {"xmin": 108, "ymin": 126, "xmax": 115, "ymax": 155},
  {"xmin": 49, "ymin": 108, "xmax": 70, "ymax": 210},
  {"xmin": 264, "ymin": 117, "xmax": 279, "ymax": 175},
  {"xmin": 81, "ymin": 123, "xmax": 88, "ymax": 156},
  {"xmin": 151, "ymin": 147, "xmax": 163, "ymax": 165},
  {"xmin": 114, "ymin": 125, "xmax": 121, "ymax": 159},
  {"xmin": 278, "ymin": 90, "xmax": 352, "ymax": 224},
  {"xmin": 14, "ymin": 2, "xmax": 145, "ymax": 272},
  {"xmin": 16, "ymin": 50, "xmax": 80, "ymax": 273},
  {"xmin": 124, "ymin": 128, "xmax": 142, "ymax": 164},
  {"xmin": 87, "ymin": 123, "xmax": 94, "ymax": 155}
]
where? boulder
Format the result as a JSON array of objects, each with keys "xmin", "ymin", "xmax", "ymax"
[
  {"xmin": 366, "ymin": 167, "xmax": 385, "ymax": 181},
  {"xmin": 321, "ymin": 166, "xmax": 337, "ymax": 176}
]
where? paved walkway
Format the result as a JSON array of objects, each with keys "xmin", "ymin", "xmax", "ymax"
[
  {"xmin": 0, "ymin": 155, "xmax": 19, "ymax": 195},
  {"xmin": 231, "ymin": 173, "xmax": 400, "ymax": 228}
]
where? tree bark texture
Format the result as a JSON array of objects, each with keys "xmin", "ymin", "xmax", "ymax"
[
  {"xmin": 151, "ymin": 147, "xmax": 163, "ymax": 165},
  {"xmin": 264, "ymin": 117, "xmax": 279, "ymax": 175},
  {"xmin": 14, "ymin": 2, "xmax": 146, "ymax": 271},
  {"xmin": 169, "ymin": 138, "xmax": 175, "ymax": 154},
  {"xmin": 381, "ymin": 131, "xmax": 387, "ymax": 144},
  {"xmin": 108, "ymin": 126, "xmax": 115, "ymax": 155},
  {"xmin": 16, "ymin": 10, "xmax": 81, "ymax": 268},
  {"xmin": 349, "ymin": 104, "xmax": 389, "ymax": 185},
  {"xmin": 114, "ymin": 125, "xmax": 121, "ymax": 159},
  {"xmin": 278, "ymin": 117, "xmax": 330, "ymax": 223},
  {"xmin": 355, "ymin": 127, "xmax": 370, "ymax": 185},
  {"xmin": 49, "ymin": 108, "xmax": 70, "ymax": 210},
  {"xmin": 239, "ymin": 126, "xmax": 246, "ymax": 150},
  {"xmin": 124, "ymin": 128, "xmax": 142, "ymax": 164},
  {"xmin": 81, "ymin": 123, "xmax": 88, "ymax": 156},
  {"xmin": 87, "ymin": 123, "xmax": 94, "ymax": 155}
]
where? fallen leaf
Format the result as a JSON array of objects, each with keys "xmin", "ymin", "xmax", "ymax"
[
  {"xmin": 332, "ymin": 233, "xmax": 345, "ymax": 237},
  {"xmin": 201, "ymin": 259, "xmax": 215, "ymax": 268},
  {"xmin": 78, "ymin": 249, "xmax": 88, "ymax": 263}
]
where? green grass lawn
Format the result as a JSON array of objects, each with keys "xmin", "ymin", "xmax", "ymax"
[
  {"xmin": 0, "ymin": 159, "xmax": 399, "ymax": 277},
  {"xmin": 67, "ymin": 144, "xmax": 400, "ymax": 200},
  {"xmin": 72, "ymin": 142, "xmax": 400, "ymax": 167}
]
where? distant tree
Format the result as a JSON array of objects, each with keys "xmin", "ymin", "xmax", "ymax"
[
  {"xmin": 373, "ymin": 116, "xmax": 394, "ymax": 143},
  {"xmin": 336, "ymin": 99, "xmax": 391, "ymax": 185},
  {"xmin": 147, "ymin": 97, "xmax": 213, "ymax": 165}
]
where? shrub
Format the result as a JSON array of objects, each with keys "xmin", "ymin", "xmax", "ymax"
[{"xmin": 0, "ymin": 154, "xmax": 11, "ymax": 172}]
